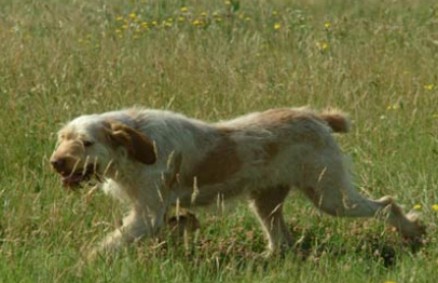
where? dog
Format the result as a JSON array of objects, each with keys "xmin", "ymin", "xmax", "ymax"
[{"xmin": 50, "ymin": 107, "xmax": 425, "ymax": 258}]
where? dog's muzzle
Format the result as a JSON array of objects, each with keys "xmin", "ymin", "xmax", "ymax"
[{"xmin": 50, "ymin": 157, "xmax": 96, "ymax": 188}]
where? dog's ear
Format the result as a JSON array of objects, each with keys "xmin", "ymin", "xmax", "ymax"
[{"xmin": 106, "ymin": 121, "xmax": 156, "ymax": 165}]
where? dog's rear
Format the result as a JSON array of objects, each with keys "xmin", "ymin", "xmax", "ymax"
[{"xmin": 319, "ymin": 109, "xmax": 350, "ymax": 133}]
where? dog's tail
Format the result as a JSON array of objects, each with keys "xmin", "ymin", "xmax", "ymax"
[{"xmin": 319, "ymin": 109, "xmax": 350, "ymax": 133}]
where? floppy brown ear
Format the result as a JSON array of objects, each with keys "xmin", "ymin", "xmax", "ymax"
[{"xmin": 107, "ymin": 121, "xmax": 156, "ymax": 165}]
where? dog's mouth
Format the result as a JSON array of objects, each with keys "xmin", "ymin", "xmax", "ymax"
[{"xmin": 60, "ymin": 165, "xmax": 96, "ymax": 188}]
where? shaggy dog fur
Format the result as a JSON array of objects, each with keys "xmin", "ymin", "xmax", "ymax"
[{"xmin": 50, "ymin": 107, "xmax": 425, "ymax": 258}]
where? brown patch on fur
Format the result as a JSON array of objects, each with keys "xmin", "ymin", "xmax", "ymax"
[
  {"xmin": 264, "ymin": 142, "xmax": 279, "ymax": 161},
  {"xmin": 184, "ymin": 132, "xmax": 241, "ymax": 186}
]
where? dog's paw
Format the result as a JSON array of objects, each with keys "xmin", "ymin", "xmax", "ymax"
[
  {"xmin": 401, "ymin": 211, "xmax": 427, "ymax": 249},
  {"xmin": 166, "ymin": 208, "xmax": 200, "ymax": 237}
]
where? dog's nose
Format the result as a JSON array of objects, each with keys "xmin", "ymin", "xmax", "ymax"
[{"xmin": 50, "ymin": 157, "xmax": 66, "ymax": 173}]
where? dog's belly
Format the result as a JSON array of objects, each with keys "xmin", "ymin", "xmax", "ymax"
[{"xmin": 175, "ymin": 181, "xmax": 249, "ymax": 207}]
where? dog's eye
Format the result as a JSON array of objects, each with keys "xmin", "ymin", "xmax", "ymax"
[{"xmin": 83, "ymin": 140, "xmax": 94, "ymax": 147}]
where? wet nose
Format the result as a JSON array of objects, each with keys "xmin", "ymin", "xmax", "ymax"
[{"xmin": 50, "ymin": 157, "xmax": 66, "ymax": 173}]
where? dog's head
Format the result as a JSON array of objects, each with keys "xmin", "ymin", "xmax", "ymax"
[{"xmin": 50, "ymin": 115, "xmax": 156, "ymax": 189}]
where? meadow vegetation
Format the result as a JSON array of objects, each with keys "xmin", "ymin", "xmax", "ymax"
[{"xmin": 0, "ymin": 0, "xmax": 437, "ymax": 282}]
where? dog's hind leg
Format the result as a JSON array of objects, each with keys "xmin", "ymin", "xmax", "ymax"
[
  {"xmin": 299, "ymin": 157, "xmax": 425, "ymax": 243},
  {"xmin": 249, "ymin": 186, "xmax": 293, "ymax": 256}
]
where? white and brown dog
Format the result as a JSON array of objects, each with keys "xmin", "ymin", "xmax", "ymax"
[{"xmin": 50, "ymin": 107, "xmax": 425, "ymax": 258}]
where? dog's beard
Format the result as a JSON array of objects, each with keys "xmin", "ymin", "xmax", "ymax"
[{"xmin": 57, "ymin": 157, "xmax": 114, "ymax": 189}]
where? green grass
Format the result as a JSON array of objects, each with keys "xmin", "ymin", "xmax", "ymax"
[{"xmin": 1, "ymin": 0, "xmax": 437, "ymax": 282}]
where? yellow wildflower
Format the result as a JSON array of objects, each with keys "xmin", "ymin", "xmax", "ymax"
[
  {"xmin": 129, "ymin": 12, "xmax": 137, "ymax": 20},
  {"xmin": 192, "ymin": 19, "xmax": 203, "ymax": 27},
  {"xmin": 163, "ymin": 21, "xmax": 172, "ymax": 28},
  {"xmin": 180, "ymin": 6, "xmax": 188, "ymax": 13},
  {"xmin": 413, "ymin": 204, "xmax": 422, "ymax": 210},
  {"xmin": 424, "ymin": 84, "xmax": 434, "ymax": 91},
  {"xmin": 116, "ymin": 16, "xmax": 124, "ymax": 21},
  {"xmin": 324, "ymin": 21, "xmax": 331, "ymax": 29},
  {"xmin": 317, "ymin": 41, "xmax": 329, "ymax": 51},
  {"xmin": 386, "ymin": 104, "xmax": 399, "ymax": 111},
  {"xmin": 432, "ymin": 204, "xmax": 438, "ymax": 211},
  {"xmin": 274, "ymin": 23, "xmax": 281, "ymax": 30},
  {"xmin": 272, "ymin": 10, "xmax": 278, "ymax": 16}
]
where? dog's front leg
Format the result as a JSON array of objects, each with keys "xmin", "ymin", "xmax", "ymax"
[{"xmin": 89, "ymin": 205, "xmax": 166, "ymax": 260}]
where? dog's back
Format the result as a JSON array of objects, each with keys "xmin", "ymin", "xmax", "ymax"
[{"xmin": 217, "ymin": 107, "xmax": 349, "ymax": 136}]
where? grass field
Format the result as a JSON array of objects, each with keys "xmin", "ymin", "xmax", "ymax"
[{"xmin": 1, "ymin": 0, "xmax": 437, "ymax": 282}]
